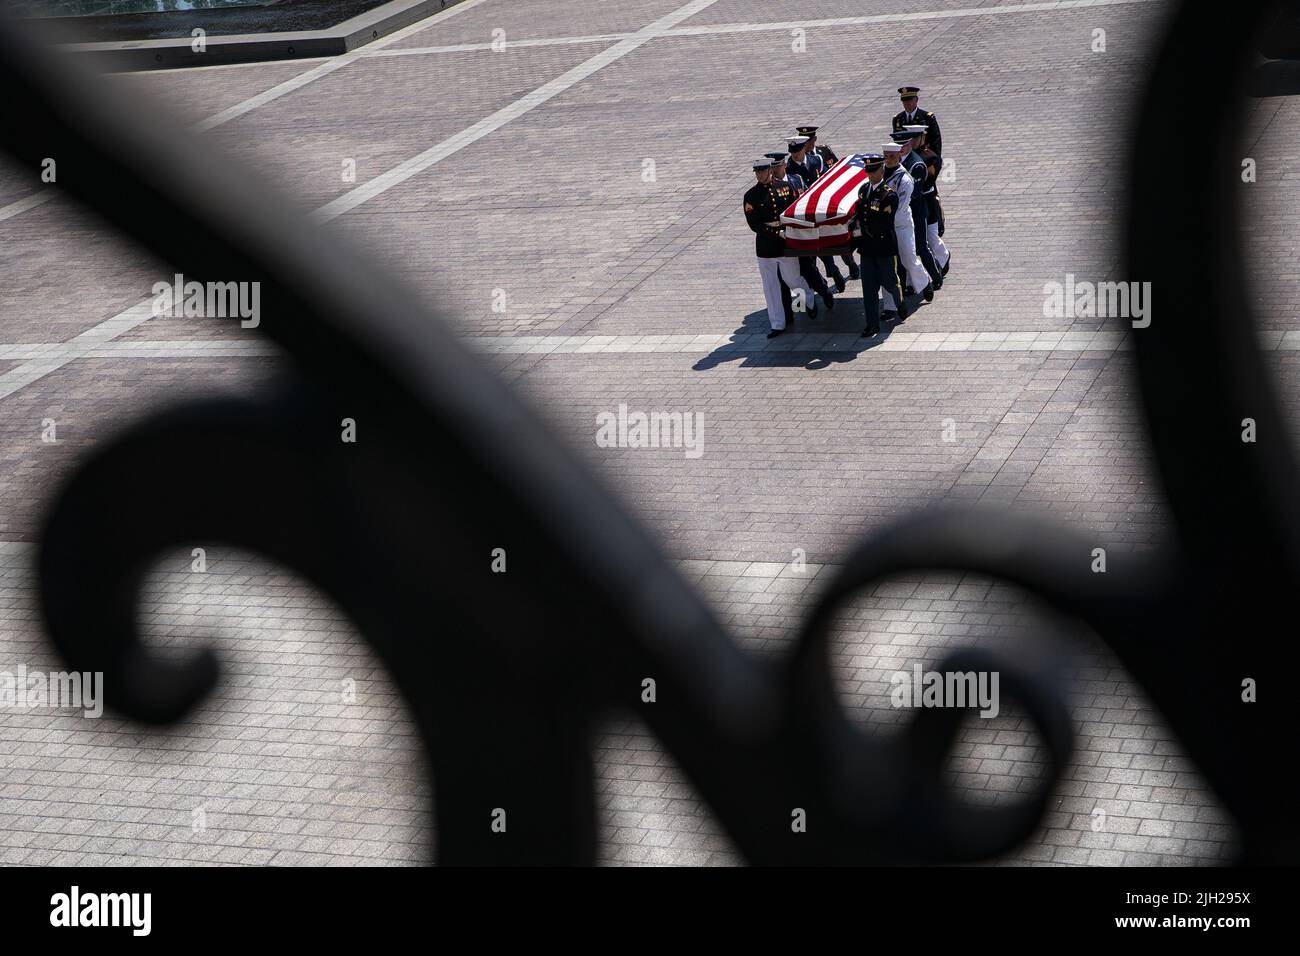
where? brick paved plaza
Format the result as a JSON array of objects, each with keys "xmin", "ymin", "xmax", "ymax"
[{"xmin": 0, "ymin": 0, "xmax": 1294, "ymax": 866}]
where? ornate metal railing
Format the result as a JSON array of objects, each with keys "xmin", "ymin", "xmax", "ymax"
[{"xmin": 0, "ymin": 0, "xmax": 1294, "ymax": 864}]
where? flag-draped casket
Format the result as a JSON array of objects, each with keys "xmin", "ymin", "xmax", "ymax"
[{"xmin": 780, "ymin": 153, "xmax": 871, "ymax": 254}]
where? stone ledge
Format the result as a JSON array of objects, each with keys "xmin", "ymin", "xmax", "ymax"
[{"xmin": 51, "ymin": 0, "xmax": 473, "ymax": 72}]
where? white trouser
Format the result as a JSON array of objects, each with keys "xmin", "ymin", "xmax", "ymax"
[
  {"xmin": 893, "ymin": 217, "xmax": 930, "ymax": 294},
  {"xmin": 927, "ymin": 221, "xmax": 950, "ymax": 268},
  {"xmin": 756, "ymin": 256, "xmax": 813, "ymax": 330}
]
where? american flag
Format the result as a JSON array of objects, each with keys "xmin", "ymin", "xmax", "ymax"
[{"xmin": 780, "ymin": 153, "xmax": 870, "ymax": 253}]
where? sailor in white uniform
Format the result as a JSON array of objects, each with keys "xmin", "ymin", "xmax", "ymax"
[{"xmin": 880, "ymin": 141, "xmax": 934, "ymax": 302}]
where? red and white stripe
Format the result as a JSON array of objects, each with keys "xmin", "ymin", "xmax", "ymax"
[{"xmin": 780, "ymin": 156, "xmax": 868, "ymax": 253}]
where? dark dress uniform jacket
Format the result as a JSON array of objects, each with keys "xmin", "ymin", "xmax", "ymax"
[
  {"xmin": 892, "ymin": 108, "xmax": 942, "ymax": 156},
  {"xmin": 807, "ymin": 144, "xmax": 839, "ymax": 179},
  {"xmin": 856, "ymin": 182, "xmax": 901, "ymax": 256},
  {"xmin": 744, "ymin": 180, "xmax": 796, "ymax": 258},
  {"xmin": 920, "ymin": 148, "xmax": 943, "ymax": 221},
  {"xmin": 787, "ymin": 156, "xmax": 816, "ymax": 189},
  {"xmin": 901, "ymin": 152, "xmax": 929, "ymax": 216}
]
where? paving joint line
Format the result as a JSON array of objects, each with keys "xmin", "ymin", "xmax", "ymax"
[
  {"xmin": 0, "ymin": 329, "xmax": 1140, "ymax": 367},
  {"xmin": 971, "ymin": 348, "xmax": 1107, "ymax": 505}
]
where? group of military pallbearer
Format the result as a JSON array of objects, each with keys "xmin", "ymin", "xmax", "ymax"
[{"xmin": 742, "ymin": 86, "xmax": 951, "ymax": 338}]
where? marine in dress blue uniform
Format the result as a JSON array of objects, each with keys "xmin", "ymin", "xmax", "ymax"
[
  {"xmin": 744, "ymin": 158, "xmax": 815, "ymax": 337},
  {"xmin": 765, "ymin": 151, "xmax": 833, "ymax": 319}
]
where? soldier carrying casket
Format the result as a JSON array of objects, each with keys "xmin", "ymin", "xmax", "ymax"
[
  {"xmin": 854, "ymin": 153, "xmax": 914, "ymax": 337},
  {"xmin": 744, "ymin": 158, "xmax": 816, "ymax": 337},
  {"xmin": 896, "ymin": 126, "xmax": 943, "ymax": 292},
  {"xmin": 796, "ymin": 124, "xmax": 859, "ymax": 286}
]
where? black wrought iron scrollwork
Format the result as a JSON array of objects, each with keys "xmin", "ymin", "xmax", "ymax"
[{"xmin": 1, "ymin": 0, "xmax": 1294, "ymax": 864}]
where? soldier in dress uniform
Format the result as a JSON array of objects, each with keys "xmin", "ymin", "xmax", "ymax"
[
  {"xmin": 892, "ymin": 85, "xmax": 942, "ymax": 156},
  {"xmin": 790, "ymin": 134, "xmax": 845, "ymax": 293},
  {"xmin": 853, "ymin": 153, "xmax": 912, "ymax": 337},
  {"xmin": 766, "ymin": 151, "xmax": 834, "ymax": 315},
  {"xmin": 762, "ymin": 152, "xmax": 799, "ymax": 328},
  {"xmin": 796, "ymin": 124, "xmax": 858, "ymax": 285},
  {"xmin": 744, "ymin": 159, "xmax": 816, "ymax": 338},
  {"xmin": 917, "ymin": 134, "xmax": 951, "ymax": 277},
  {"xmin": 796, "ymin": 125, "xmax": 842, "ymax": 187},
  {"xmin": 896, "ymin": 125, "xmax": 943, "ymax": 291},
  {"xmin": 881, "ymin": 139, "xmax": 934, "ymax": 305},
  {"xmin": 786, "ymin": 136, "xmax": 816, "ymax": 189},
  {"xmin": 894, "ymin": 87, "xmax": 946, "ymax": 236},
  {"xmin": 783, "ymin": 139, "xmax": 840, "ymax": 305}
]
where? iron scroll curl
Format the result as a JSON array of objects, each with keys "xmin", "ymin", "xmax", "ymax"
[{"xmin": 0, "ymin": 0, "xmax": 1293, "ymax": 864}]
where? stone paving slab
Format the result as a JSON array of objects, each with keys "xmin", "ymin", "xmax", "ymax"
[
  {"xmin": 0, "ymin": 346, "xmax": 1150, "ymax": 548},
  {"xmin": 1244, "ymin": 93, "xmax": 1300, "ymax": 331},
  {"xmin": 0, "ymin": 58, "xmax": 318, "ymax": 213},
  {"xmin": 107, "ymin": 57, "xmax": 331, "ymax": 127},
  {"xmin": 0, "ymin": 201, "xmax": 174, "ymax": 345},
  {"xmin": 0, "ymin": 156, "xmax": 42, "ymax": 209},
  {"xmin": 0, "ymin": 540, "xmax": 1235, "ymax": 865},
  {"xmin": 485, "ymin": 348, "xmax": 1167, "ymax": 561},
  {"xmin": 187, "ymin": 41, "xmax": 614, "ymax": 212},
  {"xmin": 0, "ymin": 326, "xmax": 1146, "ymax": 364},
  {"xmin": 0, "ymin": 358, "xmax": 284, "ymax": 540}
]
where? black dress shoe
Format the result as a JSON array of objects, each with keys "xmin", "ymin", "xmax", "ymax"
[
  {"xmin": 831, "ymin": 271, "xmax": 847, "ymax": 294},
  {"xmin": 823, "ymin": 292, "xmax": 835, "ymax": 311},
  {"xmin": 922, "ymin": 284, "xmax": 935, "ymax": 303},
  {"xmin": 882, "ymin": 310, "xmax": 899, "ymax": 323},
  {"xmin": 848, "ymin": 266, "xmax": 861, "ymax": 281},
  {"xmin": 767, "ymin": 327, "xmax": 785, "ymax": 338},
  {"xmin": 862, "ymin": 326, "xmax": 881, "ymax": 337}
]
